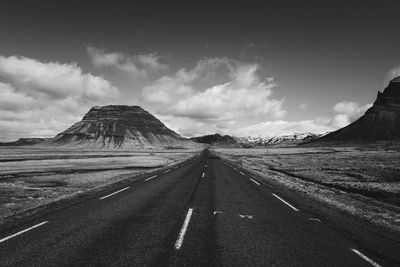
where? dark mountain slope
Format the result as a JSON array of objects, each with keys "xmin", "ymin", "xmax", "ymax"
[{"xmin": 314, "ymin": 76, "xmax": 400, "ymax": 143}]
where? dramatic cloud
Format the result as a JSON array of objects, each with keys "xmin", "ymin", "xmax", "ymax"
[
  {"xmin": 142, "ymin": 58, "xmax": 235, "ymax": 104},
  {"xmin": 0, "ymin": 82, "xmax": 36, "ymax": 111},
  {"xmin": 86, "ymin": 45, "xmax": 167, "ymax": 78},
  {"xmin": 142, "ymin": 58, "xmax": 286, "ymax": 136},
  {"xmin": 0, "ymin": 55, "xmax": 119, "ymax": 141},
  {"xmin": 0, "ymin": 51, "xmax": 376, "ymax": 141},
  {"xmin": 0, "ymin": 55, "xmax": 118, "ymax": 101}
]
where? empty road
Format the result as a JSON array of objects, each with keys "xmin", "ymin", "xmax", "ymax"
[{"xmin": 0, "ymin": 150, "xmax": 398, "ymax": 266}]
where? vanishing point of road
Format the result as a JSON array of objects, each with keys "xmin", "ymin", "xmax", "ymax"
[{"xmin": 0, "ymin": 150, "xmax": 399, "ymax": 266}]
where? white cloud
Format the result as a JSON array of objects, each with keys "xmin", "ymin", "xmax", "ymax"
[
  {"xmin": 143, "ymin": 57, "xmax": 234, "ymax": 104},
  {"xmin": 0, "ymin": 106, "xmax": 82, "ymax": 141},
  {"xmin": 86, "ymin": 45, "xmax": 167, "ymax": 78},
  {"xmin": 0, "ymin": 82, "xmax": 36, "ymax": 111},
  {"xmin": 0, "ymin": 55, "xmax": 118, "ymax": 101},
  {"xmin": 331, "ymin": 101, "xmax": 372, "ymax": 128},
  {"xmin": 169, "ymin": 80, "xmax": 284, "ymax": 120},
  {"xmin": 0, "ymin": 55, "xmax": 119, "ymax": 141},
  {"xmin": 385, "ymin": 66, "xmax": 400, "ymax": 85},
  {"xmin": 142, "ymin": 58, "xmax": 286, "ymax": 136},
  {"xmin": 333, "ymin": 101, "xmax": 361, "ymax": 114}
]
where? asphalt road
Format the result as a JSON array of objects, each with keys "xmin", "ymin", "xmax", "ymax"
[{"xmin": 0, "ymin": 150, "xmax": 398, "ymax": 266}]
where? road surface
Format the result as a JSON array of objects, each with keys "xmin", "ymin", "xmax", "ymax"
[{"xmin": 0, "ymin": 150, "xmax": 398, "ymax": 266}]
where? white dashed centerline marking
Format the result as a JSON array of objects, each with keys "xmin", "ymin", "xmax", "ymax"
[
  {"xmin": 175, "ymin": 208, "xmax": 194, "ymax": 250},
  {"xmin": 202, "ymin": 172, "xmax": 205, "ymax": 178},
  {"xmin": 239, "ymin": 171, "xmax": 245, "ymax": 175},
  {"xmin": 163, "ymin": 170, "xmax": 170, "ymax": 173},
  {"xmin": 145, "ymin": 175, "xmax": 157, "ymax": 181},
  {"xmin": 350, "ymin": 248, "xmax": 382, "ymax": 267},
  {"xmin": 250, "ymin": 178, "xmax": 260, "ymax": 186},
  {"xmin": 0, "ymin": 221, "xmax": 49, "ymax": 244},
  {"xmin": 272, "ymin": 193, "xmax": 299, "ymax": 212},
  {"xmin": 100, "ymin": 187, "xmax": 130, "ymax": 200}
]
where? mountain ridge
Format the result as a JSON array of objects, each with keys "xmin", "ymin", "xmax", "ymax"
[
  {"xmin": 0, "ymin": 138, "xmax": 50, "ymax": 146},
  {"xmin": 190, "ymin": 134, "xmax": 242, "ymax": 148}
]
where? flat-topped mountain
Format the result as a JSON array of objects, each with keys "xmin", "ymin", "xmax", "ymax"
[
  {"xmin": 314, "ymin": 76, "xmax": 400, "ymax": 143},
  {"xmin": 44, "ymin": 105, "xmax": 198, "ymax": 149},
  {"xmin": 190, "ymin": 133, "xmax": 242, "ymax": 148}
]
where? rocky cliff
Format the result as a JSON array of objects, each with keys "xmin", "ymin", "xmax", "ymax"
[
  {"xmin": 315, "ymin": 76, "xmax": 400, "ymax": 143},
  {"xmin": 44, "ymin": 105, "xmax": 198, "ymax": 149}
]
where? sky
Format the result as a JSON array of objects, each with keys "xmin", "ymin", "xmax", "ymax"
[{"xmin": 1, "ymin": 0, "xmax": 400, "ymax": 141}]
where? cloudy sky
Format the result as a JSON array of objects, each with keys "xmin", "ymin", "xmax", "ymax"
[{"xmin": 1, "ymin": 1, "xmax": 400, "ymax": 141}]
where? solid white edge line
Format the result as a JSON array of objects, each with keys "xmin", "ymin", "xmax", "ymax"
[
  {"xmin": 145, "ymin": 175, "xmax": 157, "ymax": 181},
  {"xmin": 175, "ymin": 208, "xmax": 194, "ymax": 250},
  {"xmin": 350, "ymin": 248, "xmax": 382, "ymax": 267},
  {"xmin": 100, "ymin": 187, "xmax": 130, "ymax": 200},
  {"xmin": 272, "ymin": 193, "xmax": 299, "ymax": 212},
  {"xmin": 250, "ymin": 178, "xmax": 261, "ymax": 186},
  {"xmin": 0, "ymin": 221, "xmax": 49, "ymax": 243}
]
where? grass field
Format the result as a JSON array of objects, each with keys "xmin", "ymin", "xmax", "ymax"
[{"xmin": 0, "ymin": 147, "xmax": 198, "ymax": 222}]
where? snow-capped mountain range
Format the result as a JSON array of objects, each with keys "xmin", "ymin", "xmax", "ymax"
[{"xmin": 235, "ymin": 132, "xmax": 328, "ymax": 147}]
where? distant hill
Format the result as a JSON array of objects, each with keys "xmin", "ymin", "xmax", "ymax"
[
  {"xmin": 41, "ymin": 105, "xmax": 199, "ymax": 149},
  {"xmin": 190, "ymin": 134, "xmax": 242, "ymax": 148},
  {"xmin": 0, "ymin": 138, "xmax": 50, "ymax": 146},
  {"xmin": 237, "ymin": 133, "xmax": 326, "ymax": 147},
  {"xmin": 312, "ymin": 76, "xmax": 400, "ymax": 143}
]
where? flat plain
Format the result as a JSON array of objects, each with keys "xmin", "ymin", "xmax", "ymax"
[{"xmin": 0, "ymin": 147, "xmax": 198, "ymax": 222}]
